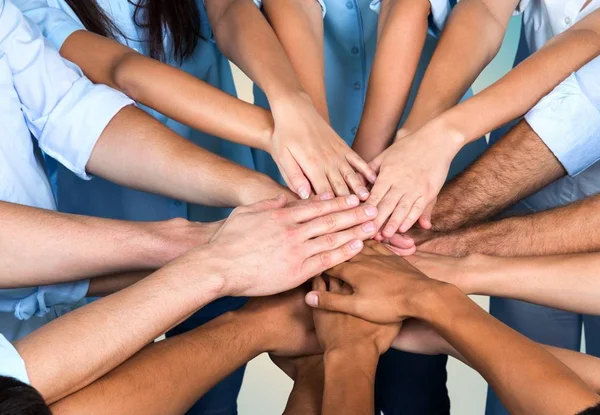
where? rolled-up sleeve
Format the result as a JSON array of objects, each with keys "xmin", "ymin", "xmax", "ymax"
[
  {"xmin": 525, "ymin": 57, "xmax": 600, "ymax": 176},
  {"xmin": 370, "ymin": 0, "xmax": 452, "ymax": 34},
  {"xmin": 0, "ymin": 0, "xmax": 133, "ymax": 180},
  {"xmin": 0, "ymin": 334, "xmax": 29, "ymax": 384}
]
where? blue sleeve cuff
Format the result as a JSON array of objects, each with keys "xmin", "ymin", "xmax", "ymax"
[{"xmin": 14, "ymin": 280, "xmax": 90, "ymax": 321}]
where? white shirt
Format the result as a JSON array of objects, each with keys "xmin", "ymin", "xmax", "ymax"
[{"xmin": 0, "ymin": 333, "xmax": 29, "ymax": 384}]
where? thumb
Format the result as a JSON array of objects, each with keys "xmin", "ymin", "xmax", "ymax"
[
  {"xmin": 305, "ymin": 291, "xmax": 357, "ymax": 315},
  {"xmin": 368, "ymin": 153, "xmax": 384, "ymax": 173},
  {"xmin": 240, "ymin": 194, "xmax": 287, "ymax": 214}
]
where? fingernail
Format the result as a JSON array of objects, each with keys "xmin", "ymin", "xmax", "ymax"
[
  {"xmin": 306, "ymin": 293, "xmax": 319, "ymax": 307},
  {"xmin": 299, "ymin": 187, "xmax": 310, "ymax": 199},
  {"xmin": 346, "ymin": 195, "xmax": 359, "ymax": 206},
  {"xmin": 362, "ymin": 221, "xmax": 376, "ymax": 232},
  {"xmin": 350, "ymin": 240, "xmax": 363, "ymax": 250},
  {"xmin": 320, "ymin": 192, "xmax": 334, "ymax": 200},
  {"xmin": 365, "ymin": 205, "xmax": 377, "ymax": 217},
  {"xmin": 358, "ymin": 188, "xmax": 369, "ymax": 199}
]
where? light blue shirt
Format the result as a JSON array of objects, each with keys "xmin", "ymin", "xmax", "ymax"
[
  {"xmin": 251, "ymin": 0, "xmax": 486, "ymax": 183},
  {"xmin": 0, "ymin": 0, "xmax": 132, "ymax": 340},
  {"xmin": 0, "ymin": 334, "xmax": 29, "ymax": 384},
  {"xmin": 16, "ymin": 0, "xmax": 256, "ymax": 223}
]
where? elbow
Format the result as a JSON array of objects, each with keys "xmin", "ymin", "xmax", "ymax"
[{"xmin": 110, "ymin": 51, "xmax": 143, "ymax": 100}]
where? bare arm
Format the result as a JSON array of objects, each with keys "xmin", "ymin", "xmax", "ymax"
[
  {"xmin": 0, "ymin": 201, "xmax": 211, "ymax": 288},
  {"xmin": 58, "ymin": 31, "xmax": 274, "ymax": 150},
  {"xmin": 352, "ymin": 0, "xmax": 430, "ymax": 162}
]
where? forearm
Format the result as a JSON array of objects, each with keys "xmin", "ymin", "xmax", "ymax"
[
  {"xmin": 262, "ymin": 0, "xmax": 328, "ymax": 119},
  {"xmin": 432, "ymin": 120, "xmax": 565, "ymax": 231},
  {"xmin": 86, "ymin": 271, "xmax": 151, "ymax": 297},
  {"xmin": 283, "ymin": 363, "xmax": 324, "ymax": 415},
  {"xmin": 15, "ymin": 249, "xmax": 225, "ymax": 404},
  {"xmin": 420, "ymin": 285, "xmax": 600, "ymax": 415},
  {"xmin": 60, "ymin": 31, "xmax": 274, "ymax": 150},
  {"xmin": 49, "ymin": 311, "xmax": 262, "ymax": 415},
  {"xmin": 206, "ymin": 0, "xmax": 306, "ymax": 103},
  {"xmin": 87, "ymin": 106, "xmax": 292, "ymax": 207},
  {"xmin": 353, "ymin": 0, "xmax": 429, "ymax": 161},
  {"xmin": 322, "ymin": 346, "xmax": 378, "ymax": 415},
  {"xmin": 402, "ymin": 0, "xmax": 515, "ymax": 131},
  {"xmin": 0, "ymin": 202, "xmax": 182, "ymax": 288}
]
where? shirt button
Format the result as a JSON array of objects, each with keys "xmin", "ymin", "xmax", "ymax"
[
  {"xmin": 353, "ymin": 82, "xmax": 362, "ymax": 90},
  {"xmin": 346, "ymin": 1, "xmax": 354, "ymax": 9},
  {"xmin": 565, "ymin": 16, "xmax": 572, "ymax": 25},
  {"xmin": 351, "ymin": 46, "xmax": 360, "ymax": 55},
  {"xmin": 351, "ymin": 127, "xmax": 358, "ymax": 135}
]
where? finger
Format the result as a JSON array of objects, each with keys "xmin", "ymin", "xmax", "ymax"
[
  {"xmin": 237, "ymin": 194, "xmax": 287, "ymax": 214},
  {"xmin": 346, "ymin": 151, "xmax": 377, "ymax": 184},
  {"xmin": 368, "ymin": 153, "xmax": 384, "ymax": 174},
  {"xmin": 301, "ymin": 204, "xmax": 378, "ymax": 239},
  {"xmin": 305, "ymin": 291, "xmax": 358, "ymax": 315},
  {"xmin": 327, "ymin": 169, "xmax": 350, "ymax": 197},
  {"xmin": 339, "ymin": 164, "xmax": 370, "ymax": 201},
  {"xmin": 288, "ymin": 195, "xmax": 360, "ymax": 223},
  {"xmin": 400, "ymin": 196, "xmax": 426, "ymax": 233},
  {"xmin": 302, "ymin": 240, "xmax": 364, "ymax": 278},
  {"xmin": 304, "ymin": 165, "xmax": 334, "ymax": 196},
  {"xmin": 383, "ymin": 232, "xmax": 415, "ymax": 249},
  {"xmin": 280, "ymin": 151, "xmax": 312, "ymax": 200},
  {"xmin": 339, "ymin": 279, "xmax": 353, "ymax": 295},
  {"xmin": 381, "ymin": 194, "xmax": 412, "ymax": 238},
  {"xmin": 356, "ymin": 173, "xmax": 368, "ymax": 187},
  {"xmin": 312, "ymin": 275, "xmax": 327, "ymax": 292},
  {"xmin": 306, "ymin": 220, "xmax": 376, "ymax": 256},
  {"xmin": 329, "ymin": 277, "xmax": 342, "ymax": 293},
  {"xmin": 286, "ymin": 192, "xmax": 335, "ymax": 208},
  {"xmin": 371, "ymin": 190, "xmax": 400, "ymax": 234},
  {"xmin": 418, "ymin": 199, "xmax": 436, "ymax": 230},
  {"xmin": 385, "ymin": 244, "xmax": 417, "ymax": 256},
  {"xmin": 364, "ymin": 176, "xmax": 390, "ymax": 208}
]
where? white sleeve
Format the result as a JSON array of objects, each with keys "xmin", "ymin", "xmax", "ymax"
[
  {"xmin": 0, "ymin": 0, "xmax": 133, "ymax": 179},
  {"xmin": 0, "ymin": 334, "xmax": 29, "ymax": 384},
  {"xmin": 524, "ymin": 57, "xmax": 600, "ymax": 176}
]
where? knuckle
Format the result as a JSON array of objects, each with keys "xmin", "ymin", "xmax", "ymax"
[
  {"xmin": 320, "ymin": 251, "xmax": 333, "ymax": 268},
  {"xmin": 324, "ymin": 232, "xmax": 337, "ymax": 248},
  {"xmin": 323, "ymin": 213, "xmax": 337, "ymax": 230}
]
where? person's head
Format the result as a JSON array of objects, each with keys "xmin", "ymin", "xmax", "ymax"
[
  {"xmin": 65, "ymin": 0, "xmax": 201, "ymax": 63},
  {"xmin": 0, "ymin": 376, "xmax": 52, "ymax": 415}
]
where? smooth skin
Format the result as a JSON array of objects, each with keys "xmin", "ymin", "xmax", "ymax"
[{"xmin": 306, "ymin": 241, "xmax": 600, "ymax": 415}]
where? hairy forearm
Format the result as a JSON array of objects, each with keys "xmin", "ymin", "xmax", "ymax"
[
  {"xmin": 206, "ymin": 0, "xmax": 305, "ymax": 102},
  {"xmin": 429, "ymin": 193, "xmax": 600, "ymax": 257},
  {"xmin": 353, "ymin": 0, "xmax": 429, "ymax": 161},
  {"xmin": 420, "ymin": 285, "xmax": 600, "ymax": 415},
  {"xmin": 262, "ymin": 0, "xmax": 328, "ymax": 119},
  {"xmin": 432, "ymin": 120, "xmax": 565, "ymax": 231},
  {"xmin": 461, "ymin": 253, "xmax": 600, "ymax": 315},
  {"xmin": 87, "ymin": 106, "xmax": 291, "ymax": 207},
  {"xmin": 322, "ymin": 346, "xmax": 378, "ymax": 415},
  {"xmin": 50, "ymin": 311, "xmax": 262, "ymax": 415},
  {"xmin": 402, "ymin": 0, "xmax": 515, "ymax": 131},
  {"xmin": 15, "ymin": 249, "xmax": 225, "ymax": 404},
  {"xmin": 0, "ymin": 202, "xmax": 186, "ymax": 288},
  {"xmin": 60, "ymin": 31, "xmax": 274, "ymax": 150}
]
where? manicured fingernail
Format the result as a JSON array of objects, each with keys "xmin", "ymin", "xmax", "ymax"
[
  {"xmin": 346, "ymin": 195, "xmax": 359, "ymax": 206},
  {"xmin": 306, "ymin": 293, "xmax": 319, "ymax": 307},
  {"xmin": 299, "ymin": 187, "xmax": 310, "ymax": 199},
  {"xmin": 358, "ymin": 188, "xmax": 369, "ymax": 199},
  {"xmin": 350, "ymin": 240, "xmax": 363, "ymax": 250},
  {"xmin": 320, "ymin": 192, "xmax": 334, "ymax": 200},
  {"xmin": 362, "ymin": 221, "xmax": 376, "ymax": 232},
  {"xmin": 365, "ymin": 205, "xmax": 377, "ymax": 217}
]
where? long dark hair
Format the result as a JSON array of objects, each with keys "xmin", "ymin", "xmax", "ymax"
[{"xmin": 67, "ymin": 0, "xmax": 201, "ymax": 63}]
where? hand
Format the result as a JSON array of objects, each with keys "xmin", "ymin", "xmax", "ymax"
[
  {"xmin": 366, "ymin": 121, "xmax": 464, "ymax": 238},
  {"xmin": 268, "ymin": 95, "xmax": 377, "ymax": 200},
  {"xmin": 311, "ymin": 275, "xmax": 401, "ymax": 356},
  {"xmin": 387, "ymin": 228, "xmax": 469, "ymax": 257},
  {"xmin": 206, "ymin": 194, "xmax": 378, "ymax": 296},
  {"xmin": 305, "ymin": 241, "xmax": 446, "ymax": 324},
  {"xmin": 240, "ymin": 287, "xmax": 320, "ymax": 357}
]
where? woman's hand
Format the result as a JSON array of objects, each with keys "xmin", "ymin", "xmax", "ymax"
[{"xmin": 268, "ymin": 95, "xmax": 376, "ymax": 200}]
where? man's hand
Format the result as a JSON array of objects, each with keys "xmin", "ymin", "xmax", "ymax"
[
  {"xmin": 306, "ymin": 241, "xmax": 447, "ymax": 324},
  {"xmin": 366, "ymin": 119, "xmax": 464, "ymax": 238},
  {"xmin": 311, "ymin": 274, "xmax": 401, "ymax": 355},
  {"xmin": 268, "ymin": 95, "xmax": 376, "ymax": 200},
  {"xmin": 202, "ymin": 194, "xmax": 377, "ymax": 297},
  {"xmin": 239, "ymin": 287, "xmax": 320, "ymax": 357}
]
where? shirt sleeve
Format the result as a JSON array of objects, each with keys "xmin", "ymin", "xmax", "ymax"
[
  {"xmin": 524, "ymin": 57, "xmax": 600, "ymax": 176},
  {"xmin": 12, "ymin": 0, "xmax": 85, "ymax": 50},
  {"xmin": 13, "ymin": 281, "xmax": 90, "ymax": 321},
  {"xmin": 0, "ymin": 334, "xmax": 29, "ymax": 384},
  {"xmin": 0, "ymin": 0, "xmax": 133, "ymax": 180},
  {"xmin": 253, "ymin": 0, "xmax": 326, "ymax": 18},
  {"xmin": 370, "ymin": 0, "xmax": 452, "ymax": 35}
]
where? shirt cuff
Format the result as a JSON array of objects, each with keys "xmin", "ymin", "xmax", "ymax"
[
  {"xmin": 38, "ymin": 79, "xmax": 133, "ymax": 180},
  {"xmin": 525, "ymin": 73, "xmax": 600, "ymax": 176},
  {"xmin": 0, "ymin": 334, "xmax": 29, "ymax": 384},
  {"xmin": 14, "ymin": 280, "xmax": 90, "ymax": 321}
]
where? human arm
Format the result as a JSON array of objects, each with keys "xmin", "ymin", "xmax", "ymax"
[
  {"xmin": 312, "ymin": 275, "xmax": 401, "ymax": 415},
  {"xmin": 205, "ymin": 0, "xmax": 375, "ymax": 198},
  {"xmin": 49, "ymin": 288, "xmax": 320, "ymax": 415},
  {"xmin": 271, "ymin": 354, "xmax": 324, "ymax": 415},
  {"xmin": 352, "ymin": 0, "xmax": 431, "ymax": 162},
  {"xmin": 308, "ymin": 242, "xmax": 600, "ymax": 415}
]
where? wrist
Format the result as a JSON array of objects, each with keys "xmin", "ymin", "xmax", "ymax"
[
  {"xmin": 324, "ymin": 344, "xmax": 379, "ymax": 381},
  {"xmin": 237, "ymin": 172, "xmax": 293, "ymax": 205},
  {"xmin": 408, "ymin": 281, "xmax": 461, "ymax": 324},
  {"xmin": 424, "ymin": 115, "xmax": 467, "ymax": 156},
  {"xmin": 168, "ymin": 245, "xmax": 229, "ymax": 299}
]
